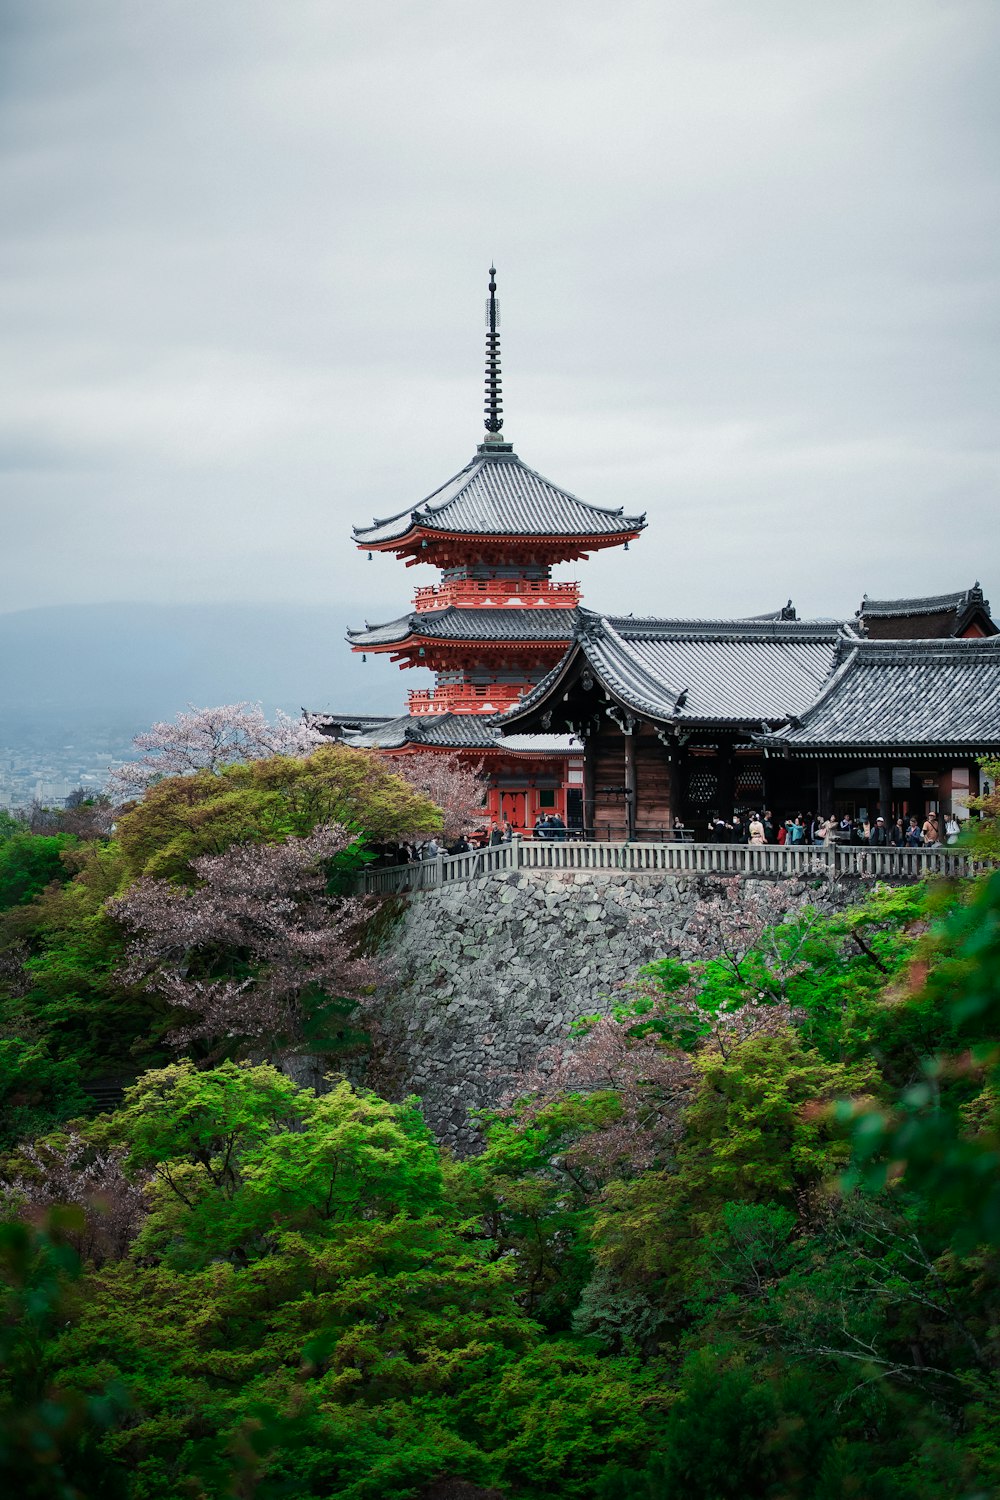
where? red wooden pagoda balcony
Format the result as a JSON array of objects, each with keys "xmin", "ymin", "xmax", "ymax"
[
  {"xmin": 407, "ymin": 684, "xmax": 527, "ymax": 716},
  {"xmin": 412, "ymin": 578, "xmax": 580, "ymax": 612}
]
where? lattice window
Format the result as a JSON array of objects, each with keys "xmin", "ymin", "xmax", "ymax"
[
  {"xmin": 687, "ymin": 770, "xmax": 719, "ymax": 805},
  {"xmin": 735, "ymin": 766, "xmax": 764, "ymax": 802}
]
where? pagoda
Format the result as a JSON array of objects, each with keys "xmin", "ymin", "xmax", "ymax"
[{"xmin": 337, "ymin": 268, "xmax": 646, "ymax": 832}]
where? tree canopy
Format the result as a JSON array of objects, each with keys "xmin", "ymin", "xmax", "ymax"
[{"xmin": 1, "ymin": 739, "xmax": 999, "ymax": 1497}]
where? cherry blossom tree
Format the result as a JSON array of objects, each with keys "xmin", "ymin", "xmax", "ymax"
[
  {"xmin": 504, "ymin": 1017, "xmax": 695, "ymax": 1176},
  {"xmin": 385, "ymin": 752, "xmax": 487, "ymax": 841},
  {"xmin": 3, "ymin": 1131, "xmax": 147, "ymax": 1267},
  {"xmin": 106, "ymin": 702, "xmax": 324, "ymax": 803},
  {"xmin": 111, "ymin": 824, "xmax": 379, "ymax": 1055}
]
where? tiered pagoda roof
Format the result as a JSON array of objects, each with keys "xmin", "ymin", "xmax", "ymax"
[
  {"xmin": 341, "ymin": 267, "xmax": 645, "ymax": 757},
  {"xmin": 325, "ymin": 707, "xmax": 579, "ymax": 756},
  {"xmin": 353, "ymin": 447, "xmax": 646, "ymax": 560},
  {"xmin": 347, "ymin": 606, "xmax": 578, "ymax": 652}
]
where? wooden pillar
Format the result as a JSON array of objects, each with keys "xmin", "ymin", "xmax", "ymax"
[
  {"xmin": 624, "ymin": 729, "xmax": 636, "ymax": 841},
  {"xmin": 663, "ymin": 748, "xmax": 675, "ymax": 833},
  {"xmin": 817, "ymin": 763, "xmax": 833, "ymax": 818},
  {"xmin": 583, "ymin": 735, "xmax": 596, "ymax": 835},
  {"xmin": 717, "ymin": 739, "xmax": 735, "ymax": 821},
  {"xmin": 878, "ymin": 763, "xmax": 893, "ymax": 824}
]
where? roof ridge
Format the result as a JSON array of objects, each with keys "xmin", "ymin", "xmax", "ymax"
[
  {"xmin": 785, "ymin": 641, "xmax": 862, "ymax": 729},
  {"xmin": 857, "ymin": 583, "xmax": 987, "ymax": 617},
  {"xmin": 352, "ymin": 457, "xmax": 479, "ymax": 538},
  {"xmin": 586, "ymin": 613, "xmax": 687, "ymax": 708},
  {"xmin": 854, "ymin": 634, "xmax": 1000, "ymax": 659},
  {"xmin": 505, "ymin": 454, "xmax": 645, "ymax": 523}
]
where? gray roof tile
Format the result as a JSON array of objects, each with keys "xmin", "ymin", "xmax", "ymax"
[
  {"xmin": 768, "ymin": 636, "xmax": 1000, "ymax": 749},
  {"xmin": 857, "ymin": 584, "xmax": 988, "ymax": 619},
  {"xmin": 498, "ymin": 610, "xmax": 843, "ymax": 729},
  {"xmin": 347, "ymin": 607, "xmax": 578, "ymax": 649},
  {"xmin": 354, "ymin": 449, "xmax": 645, "ymax": 545},
  {"xmin": 341, "ymin": 711, "xmax": 575, "ymax": 754}
]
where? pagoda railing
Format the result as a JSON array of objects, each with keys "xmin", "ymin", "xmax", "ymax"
[
  {"xmin": 361, "ymin": 839, "xmax": 985, "ymax": 894},
  {"xmin": 408, "ymin": 684, "xmax": 527, "ymax": 716},
  {"xmin": 412, "ymin": 579, "xmax": 580, "ymax": 612}
]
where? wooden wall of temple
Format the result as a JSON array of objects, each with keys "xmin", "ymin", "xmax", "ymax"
[
  {"xmin": 585, "ymin": 725, "xmax": 676, "ymax": 838},
  {"xmin": 587, "ymin": 729, "xmax": 628, "ymax": 839},
  {"xmin": 635, "ymin": 726, "xmax": 674, "ymax": 836}
]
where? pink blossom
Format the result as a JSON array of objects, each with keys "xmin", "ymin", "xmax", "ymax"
[
  {"xmin": 385, "ymin": 752, "xmax": 487, "ymax": 840},
  {"xmin": 107, "ymin": 702, "xmax": 324, "ymax": 803},
  {"xmin": 4, "ymin": 1132, "xmax": 147, "ymax": 1266},
  {"xmin": 110, "ymin": 824, "xmax": 379, "ymax": 1053}
]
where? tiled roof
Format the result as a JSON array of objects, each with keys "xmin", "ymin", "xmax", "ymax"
[
  {"xmin": 347, "ymin": 607, "xmax": 578, "ymax": 649},
  {"xmin": 340, "ymin": 711, "xmax": 576, "ymax": 755},
  {"xmin": 354, "ymin": 448, "xmax": 645, "ymax": 545},
  {"xmin": 857, "ymin": 584, "xmax": 987, "ymax": 619},
  {"xmin": 497, "ymin": 610, "xmax": 844, "ymax": 729},
  {"xmin": 306, "ymin": 711, "xmax": 396, "ymax": 730},
  {"xmin": 764, "ymin": 636, "xmax": 1000, "ymax": 750}
]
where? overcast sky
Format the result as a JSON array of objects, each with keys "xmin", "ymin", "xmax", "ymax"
[{"xmin": 3, "ymin": 0, "xmax": 999, "ymax": 638}]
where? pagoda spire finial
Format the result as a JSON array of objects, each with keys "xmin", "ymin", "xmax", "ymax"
[{"xmin": 484, "ymin": 265, "xmax": 503, "ymax": 436}]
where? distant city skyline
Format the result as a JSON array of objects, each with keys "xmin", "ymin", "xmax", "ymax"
[{"xmin": 3, "ymin": 1, "xmax": 998, "ymax": 633}]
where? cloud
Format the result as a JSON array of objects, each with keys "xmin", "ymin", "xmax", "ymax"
[{"xmin": 1, "ymin": 0, "xmax": 998, "ymax": 633}]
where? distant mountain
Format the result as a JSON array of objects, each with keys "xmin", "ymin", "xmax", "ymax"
[{"xmin": 0, "ymin": 602, "xmax": 422, "ymax": 746}]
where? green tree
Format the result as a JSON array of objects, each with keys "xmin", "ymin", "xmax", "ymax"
[
  {"xmin": 115, "ymin": 745, "xmax": 442, "ymax": 883},
  {"xmin": 0, "ymin": 833, "xmax": 77, "ymax": 912},
  {"xmin": 0, "ymin": 1210, "xmax": 128, "ymax": 1497},
  {"xmin": 55, "ymin": 1065, "xmax": 541, "ymax": 1498}
]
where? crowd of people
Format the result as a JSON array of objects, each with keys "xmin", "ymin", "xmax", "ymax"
[
  {"xmin": 708, "ymin": 808, "xmax": 962, "ymax": 848},
  {"xmin": 371, "ymin": 812, "xmax": 574, "ymax": 865},
  {"xmin": 370, "ymin": 807, "xmax": 963, "ymax": 866}
]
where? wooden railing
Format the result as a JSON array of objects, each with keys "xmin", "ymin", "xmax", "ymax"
[
  {"xmin": 407, "ymin": 684, "xmax": 527, "ymax": 716},
  {"xmin": 361, "ymin": 840, "xmax": 984, "ymax": 895},
  {"xmin": 412, "ymin": 579, "xmax": 580, "ymax": 612}
]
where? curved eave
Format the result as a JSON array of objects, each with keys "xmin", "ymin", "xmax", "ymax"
[
  {"xmin": 388, "ymin": 741, "xmax": 573, "ymax": 759},
  {"xmin": 492, "ymin": 642, "xmax": 591, "ymax": 731},
  {"xmin": 762, "ymin": 739, "xmax": 1000, "ymax": 758},
  {"xmin": 351, "ymin": 633, "xmax": 571, "ymax": 657},
  {"xmin": 356, "ymin": 523, "xmax": 645, "ymax": 556}
]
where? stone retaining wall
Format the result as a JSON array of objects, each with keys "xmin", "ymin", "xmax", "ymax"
[{"xmin": 361, "ymin": 866, "xmax": 858, "ymax": 1150}]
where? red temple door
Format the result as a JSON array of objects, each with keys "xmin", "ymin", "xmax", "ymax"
[{"xmin": 500, "ymin": 790, "xmax": 529, "ymax": 829}]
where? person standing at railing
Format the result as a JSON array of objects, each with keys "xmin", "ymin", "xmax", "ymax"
[
  {"xmin": 533, "ymin": 814, "xmax": 550, "ymax": 840},
  {"xmin": 922, "ymin": 812, "xmax": 941, "ymax": 847},
  {"xmin": 891, "ymin": 817, "xmax": 906, "ymax": 847},
  {"xmin": 748, "ymin": 813, "xmax": 766, "ymax": 845},
  {"xmin": 548, "ymin": 812, "xmax": 567, "ymax": 841},
  {"xmin": 869, "ymin": 817, "xmax": 891, "ymax": 847},
  {"xmin": 905, "ymin": 816, "xmax": 923, "ymax": 846},
  {"xmin": 789, "ymin": 816, "xmax": 805, "ymax": 845}
]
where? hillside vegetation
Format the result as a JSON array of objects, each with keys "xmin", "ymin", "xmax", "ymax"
[{"xmin": 1, "ymin": 745, "xmax": 999, "ymax": 1499}]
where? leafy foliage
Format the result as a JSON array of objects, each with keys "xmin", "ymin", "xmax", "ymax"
[
  {"xmin": 2, "ymin": 762, "xmax": 1000, "ymax": 1497},
  {"xmin": 0, "ymin": 833, "xmax": 77, "ymax": 912}
]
